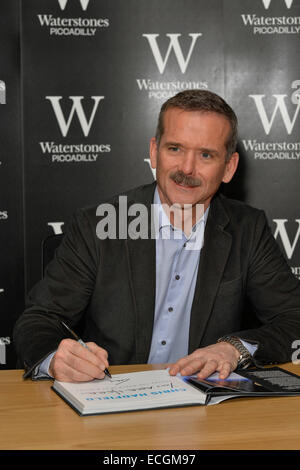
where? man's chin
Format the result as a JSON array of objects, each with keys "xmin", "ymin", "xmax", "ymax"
[{"xmin": 156, "ymin": 183, "xmax": 204, "ymax": 208}]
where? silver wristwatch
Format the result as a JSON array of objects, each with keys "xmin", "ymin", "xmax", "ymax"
[{"xmin": 217, "ymin": 335, "xmax": 253, "ymax": 369}]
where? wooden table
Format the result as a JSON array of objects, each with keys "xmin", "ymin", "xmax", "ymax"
[{"xmin": 1, "ymin": 363, "xmax": 300, "ymax": 450}]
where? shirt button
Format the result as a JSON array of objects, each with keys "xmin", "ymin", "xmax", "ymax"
[
  {"xmin": 175, "ymin": 274, "xmax": 180, "ymax": 280},
  {"xmin": 168, "ymin": 307, "xmax": 173, "ymax": 312},
  {"xmin": 161, "ymin": 340, "xmax": 166, "ymax": 346},
  {"xmin": 183, "ymin": 242, "xmax": 187, "ymax": 248}
]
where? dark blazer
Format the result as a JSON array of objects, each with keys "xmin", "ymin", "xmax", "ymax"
[{"xmin": 13, "ymin": 182, "xmax": 300, "ymax": 377}]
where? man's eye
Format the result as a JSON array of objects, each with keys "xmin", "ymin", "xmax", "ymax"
[
  {"xmin": 202, "ymin": 152, "xmax": 211, "ymax": 159},
  {"xmin": 169, "ymin": 146, "xmax": 180, "ymax": 152}
]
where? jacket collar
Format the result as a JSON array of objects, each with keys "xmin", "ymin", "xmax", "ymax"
[
  {"xmin": 124, "ymin": 183, "xmax": 157, "ymax": 363},
  {"xmin": 188, "ymin": 194, "xmax": 232, "ymax": 352}
]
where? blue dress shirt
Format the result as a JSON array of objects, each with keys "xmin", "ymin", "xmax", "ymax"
[{"xmin": 147, "ymin": 188, "xmax": 208, "ymax": 364}]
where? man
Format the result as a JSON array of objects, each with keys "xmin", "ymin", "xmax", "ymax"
[{"xmin": 13, "ymin": 90, "xmax": 300, "ymax": 382}]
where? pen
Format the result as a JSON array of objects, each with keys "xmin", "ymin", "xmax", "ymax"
[{"xmin": 60, "ymin": 321, "xmax": 112, "ymax": 379}]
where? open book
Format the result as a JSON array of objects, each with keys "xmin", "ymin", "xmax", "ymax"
[{"xmin": 52, "ymin": 367, "xmax": 300, "ymax": 416}]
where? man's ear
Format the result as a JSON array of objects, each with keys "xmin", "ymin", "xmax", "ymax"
[
  {"xmin": 149, "ymin": 137, "xmax": 158, "ymax": 169},
  {"xmin": 222, "ymin": 152, "xmax": 239, "ymax": 184}
]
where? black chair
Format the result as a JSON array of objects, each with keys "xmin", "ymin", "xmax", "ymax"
[{"xmin": 41, "ymin": 233, "xmax": 64, "ymax": 277}]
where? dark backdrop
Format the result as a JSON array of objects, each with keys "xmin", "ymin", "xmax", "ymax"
[{"xmin": 1, "ymin": 0, "xmax": 299, "ymax": 368}]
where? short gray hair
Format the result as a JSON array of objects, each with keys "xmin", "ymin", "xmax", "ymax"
[{"xmin": 155, "ymin": 90, "xmax": 238, "ymax": 160}]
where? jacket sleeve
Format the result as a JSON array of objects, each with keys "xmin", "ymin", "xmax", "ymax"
[
  {"xmin": 13, "ymin": 208, "xmax": 99, "ymax": 378},
  {"xmin": 234, "ymin": 210, "xmax": 300, "ymax": 365}
]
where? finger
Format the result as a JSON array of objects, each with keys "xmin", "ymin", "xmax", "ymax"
[
  {"xmin": 169, "ymin": 356, "xmax": 193, "ymax": 375},
  {"xmin": 54, "ymin": 339, "xmax": 106, "ymax": 379},
  {"xmin": 218, "ymin": 361, "xmax": 233, "ymax": 380},
  {"xmin": 67, "ymin": 340, "xmax": 108, "ymax": 372},
  {"xmin": 66, "ymin": 350, "xmax": 106, "ymax": 379},
  {"xmin": 51, "ymin": 359, "xmax": 100, "ymax": 383},
  {"xmin": 168, "ymin": 363, "xmax": 181, "ymax": 376},
  {"xmin": 169, "ymin": 351, "xmax": 205, "ymax": 375},
  {"xmin": 172, "ymin": 357, "xmax": 206, "ymax": 377},
  {"xmin": 86, "ymin": 342, "xmax": 109, "ymax": 369},
  {"xmin": 196, "ymin": 359, "xmax": 219, "ymax": 379}
]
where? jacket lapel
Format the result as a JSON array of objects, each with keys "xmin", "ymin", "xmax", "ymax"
[
  {"xmin": 125, "ymin": 183, "xmax": 157, "ymax": 363},
  {"xmin": 188, "ymin": 195, "xmax": 232, "ymax": 353}
]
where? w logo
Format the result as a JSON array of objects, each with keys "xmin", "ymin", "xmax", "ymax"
[
  {"xmin": 0, "ymin": 80, "xmax": 6, "ymax": 104},
  {"xmin": 273, "ymin": 219, "xmax": 300, "ymax": 260},
  {"xmin": 249, "ymin": 93, "xmax": 300, "ymax": 135},
  {"xmin": 46, "ymin": 96, "xmax": 104, "ymax": 137},
  {"xmin": 0, "ymin": 337, "xmax": 10, "ymax": 365},
  {"xmin": 48, "ymin": 222, "xmax": 64, "ymax": 235},
  {"xmin": 57, "ymin": 0, "xmax": 90, "ymax": 10},
  {"xmin": 261, "ymin": 0, "xmax": 294, "ymax": 8},
  {"xmin": 143, "ymin": 33, "xmax": 202, "ymax": 74}
]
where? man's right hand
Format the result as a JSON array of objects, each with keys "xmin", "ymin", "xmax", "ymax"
[{"xmin": 49, "ymin": 338, "xmax": 109, "ymax": 382}]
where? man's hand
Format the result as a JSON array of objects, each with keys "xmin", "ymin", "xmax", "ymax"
[
  {"xmin": 49, "ymin": 338, "xmax": 109, "ymax": 382},
  {"xmin": 169, "ymin": 342, "xmax": 241, "ymax": 379}
]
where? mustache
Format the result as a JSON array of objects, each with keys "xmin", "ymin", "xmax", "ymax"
[{"xmin": 170, "ymin": 170, "xmax": 202, "ymax": 187}]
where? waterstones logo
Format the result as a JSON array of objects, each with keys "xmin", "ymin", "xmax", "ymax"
[
  {"xmin": 40, "ymin": 95, "xmax": 111, "ymax": 163},
  {"xmin": 0, "ymin": 211, "xmax": 8, "ymax": 220},
  {"xmin": 250, "ymin": 81, "xmax": 300, "ymax": 135},
  {"xmin": 0, "ymin": 337, "xmax": 10, "ymax": 365},
  {"xmin": 0, "ymin": 80, "xmax": 6, "ymax": 104},
  {"xmin": 0, "ymin": 81, "xmax": 5, "ymax": 165},
  {"xmin": 136, "ymin": 79, "xmax": 208, "ymax": 101},
  {"xmin": 249, "ymin": 87, "xmax": 300, "ymax": 135},
  {"xmin": 48, "ymin": 222, "xmax": 64, "ymax": 235},
  {"xmin": 273, "ymin": 219, "xmax": 300, "ymax": 260},
  {"xmin": 37, "ymin": 0, "xmax": 109, "ymax": 37},
  {"xmin": 143, "ymin": 33, "xmax": 202, "ymax": 74},
  {"xmin": 291, "ymin": 267, "xmax": 300, "ymax": 280},
  {"xmin": 137, "ymin": 33, "xmax": 207, "ymax": 100},
  {"xmin": 46, "ymin": 96, "xmax": 104, "ymax": 137},
  {"xmin": 243, "ymin": 81, "xmax": 300, "ymax": 160},
  {"xmin": 242, "ymin": 139, "xmax": 300, "ymax": 160},
  {"xmin": 40, "ymin": 141, "xmax": 110, "ymax": 163},
  {"xmin": 241, "ymin": 0, "xmax": 299, "ymax": 34},
  {"xmin": 57, "ymin": 0, "xmax": 91, "ymax": 10},
  {"xmin": 261, "ymin": 0, "xmax": 294, "ymax": 9},
  {"xmin": 273, "ymin": 218, "xmax": 300, "ymax": 280}
]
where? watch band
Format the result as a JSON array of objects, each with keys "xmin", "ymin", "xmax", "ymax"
[{"xmin": 217, "ymin": 335, "xmax": 253, "ymax": 369}]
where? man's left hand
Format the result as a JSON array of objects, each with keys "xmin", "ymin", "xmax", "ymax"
[{"xmin": 168, "ymin": 342, "xmax": 241, "ymax": 379}]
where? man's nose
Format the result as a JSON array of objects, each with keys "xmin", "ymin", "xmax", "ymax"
[{"xmin": 179, "ymin": 151, "xmax": 196, "ymax": 175}]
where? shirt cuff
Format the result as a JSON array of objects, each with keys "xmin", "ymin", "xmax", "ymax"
[
  {"xmin": 32, "ymin": 351, "xmax": 56, "ymax": 379},
  {"xmin": 240, "ymin": 339, "xmax": 258, "ymax": 356}
]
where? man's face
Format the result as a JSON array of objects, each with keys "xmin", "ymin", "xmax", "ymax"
[{"xmin": 150, "ymin": 108, "xmax": 239, "ymax": 212}]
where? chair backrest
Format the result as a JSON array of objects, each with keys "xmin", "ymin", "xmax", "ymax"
[{"xmin": 41, "ymin": 234, "xmax": 64, "ymax": 277}]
